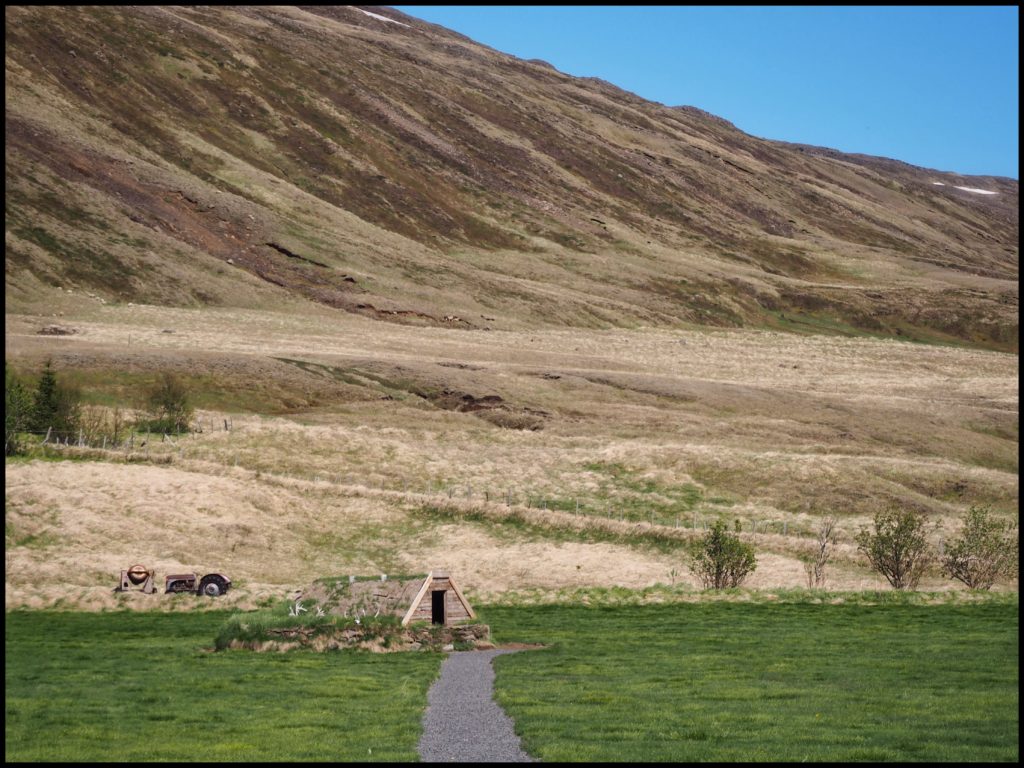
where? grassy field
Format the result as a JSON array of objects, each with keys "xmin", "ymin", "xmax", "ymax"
[
  {"xmin": 6, "ymin": 596, "xmax": 1018, "ymax": 762},
  {"xmin": 4, "ymin": 610, "xmax": 443, "ymax": 762},
  {"xmin": 5, "ymin": 303, "xmax": 1018, "ymax": 610},
  {"xmin": 485, "ymin": 598, "xmax": 1020, "ymax": 762}
]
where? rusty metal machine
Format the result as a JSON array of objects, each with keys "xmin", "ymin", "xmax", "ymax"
[
  {"xmin": 115, "ymin": 565, "xmax": 230, "ymax": 597},
  {"xmin": 116, "ymin": 564, "xmax": 156, "ymax": 594},
  {"xmin": 165, "ymin": 572, "xmax": 231, "ymax": 597}
]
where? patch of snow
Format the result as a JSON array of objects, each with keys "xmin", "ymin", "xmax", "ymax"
[
  {"xmin": 352, "ymin": 7, "xmax": 411, "ymax": 28},
  {"xmin": 932, "ymin": 181, "xmax": 946, "ymax": 186},
  {"xmin": 953, "ymin": 186, "xmax": 997, "ymax": 195}
]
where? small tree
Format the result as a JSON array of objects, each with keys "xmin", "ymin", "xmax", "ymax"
[
  {"xmin": 53, "ymin": 381, "xmax": 83, "ymax": 443},
  {"xmin": 5, "ymin": 364, "xmax": 34, "ymax": 455},
  {"xmin": 941, "ymin": 506, "xmax": 1019, "ymax": 590},
  {"xmin": 30, "ymin": 360, "xmax": 81, "ymax": 442},
  {"xmin": 78, "ymin": 405, "xmax": 122, "ymax": 445},
  {"xmin": 687, "ymin": 519, "xmax": 757, "ymax": 589},
  {"xmin": 146, "ymin": 372, "xmax": 193, "ymax": 433},
  {"xmin": 802, "ymin": 516, "xmax": 838, "ymax": 588},
  {"xmin": 30, "ymin": 360, "xmax": 60, "ymax": 433},
  {"xmin": 855, "ymin": 508, "xmax": 935, "ymax": 590}
]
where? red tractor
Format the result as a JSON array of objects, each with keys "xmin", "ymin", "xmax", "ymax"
[{"xmin": 164, "ymin": 572, "xmax": 231, "ymax": 597}]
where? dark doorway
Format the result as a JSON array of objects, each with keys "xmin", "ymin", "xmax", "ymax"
[{"xmin": 431, "ymin": 590, "xmax": 446, "ymax": 625}]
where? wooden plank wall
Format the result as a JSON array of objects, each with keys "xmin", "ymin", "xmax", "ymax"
[{"xmin": 406, "ymin": 577, "xmax": 471, "ymax": 625}]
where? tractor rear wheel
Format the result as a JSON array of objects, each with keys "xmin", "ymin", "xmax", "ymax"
[{"xmin": 198, "ymin": 574, "xmax": 228, "ymax": 597}]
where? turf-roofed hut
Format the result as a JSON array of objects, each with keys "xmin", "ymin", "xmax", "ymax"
[
  {"xmin": 302, "ymin": 571, "xmax": 476, "ymax": 627},
  {"xmin": 401, "ymin": 571, "xmax": 476, "ymax": 627}
]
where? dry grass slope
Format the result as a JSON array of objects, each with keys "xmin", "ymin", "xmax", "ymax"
[{"xmin": 5, "ymin": 303, "xmax": 1017, "ymax": 609}]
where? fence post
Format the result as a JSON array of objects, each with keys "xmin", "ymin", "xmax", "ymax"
[{"xmin": 43, "ymin": 426, "xmax": 52, "ymax": 445}]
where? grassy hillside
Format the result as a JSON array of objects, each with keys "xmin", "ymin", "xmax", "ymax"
[
  {"xmin": 5, "ymin": 5, "xmax": 1017, "ymax": 349},
  {"xmin": 4, "ymin": 305, "xmax": 1017, "ymax": 610}
]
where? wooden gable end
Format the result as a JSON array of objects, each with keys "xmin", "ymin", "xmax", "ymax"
[{"xmin": 401, "ymin": 571, "xmax": 476, "ymax": 626}]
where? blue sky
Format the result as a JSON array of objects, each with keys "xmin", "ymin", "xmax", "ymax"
[{"xmin": 392, "ymin": 6, "xmax": 1019, "ymax": 179}]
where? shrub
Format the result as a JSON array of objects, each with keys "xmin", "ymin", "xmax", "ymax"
[
  {"xmin": 941, "ymin": 506, "xmax": 1019, "ymax": 590},
  {"xmin": 855, "ymin": 508, "xmax": 935, "ymax": 590},
  {"xmin": 687, "ymin": 519, "xmax": 757, "ymax": 589},
  {"xmin": 802, "ymin": 516, "xmax": 838, "ymax": 588},
  {"xmin": 5, "ymin": 364, "xmax": 34, "ymax": 455},
  {"xmin": 79, "ymin": 404, "xmax": 129, "ymax": 445},
  {"xmin": 144, "ymin": 372, "xmax": 194, "ymax": 433}
]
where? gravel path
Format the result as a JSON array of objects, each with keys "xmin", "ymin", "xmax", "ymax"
[{"xmin": 418, "ymin": 649, "xmax": 537, "ymax": 763}]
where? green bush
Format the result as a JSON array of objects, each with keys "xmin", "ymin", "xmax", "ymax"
[
  {"xmin": 855, "ymin": 508, "xmax": 936, "ymax": 590},
  {"xmin": 941, "ymin": 506, "xmax": 1019, "ymax": 590},
  {"xmin": 687, "ymin": 519, "xmax": 757, "ymax": 589},
  {"xmin": 5, "ymin": 364, "xmax": 33, "ymax": 455},
  {"xmin": 143, "ymin": 372, "xmax": 194, "ymax": 433}
]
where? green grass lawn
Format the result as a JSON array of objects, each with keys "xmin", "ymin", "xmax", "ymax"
[
  {"xmin": 6, "ymin": 598, "xmax": 1019, "ymax": 762},
  {"xmin": 484, "ymin": 600, "xmax": 1019, "ymax": 762},
  {"xmin": 4, "ymin": 611, "xmax": 443, "ymax": 762}
]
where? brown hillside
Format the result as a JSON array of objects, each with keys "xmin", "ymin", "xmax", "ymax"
[{"xmin": 4, "ymin": 5, "xmax": 1018, "ymax": 348}]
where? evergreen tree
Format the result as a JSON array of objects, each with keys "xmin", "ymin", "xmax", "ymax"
[
  {"xmin": 30, "ymin": 360, "xmax": 81, "ymax": 442},
  {"xmin": 32, "ymin": 360, "xmax": 60, "ymax": 434}
]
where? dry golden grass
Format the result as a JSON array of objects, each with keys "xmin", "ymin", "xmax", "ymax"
[{"xmin": 4, "ymin": 302, "xmax": 1018, "ymax": 609}]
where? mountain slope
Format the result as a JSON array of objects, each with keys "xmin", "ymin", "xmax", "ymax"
[{"xmin": 4, "ymin": 5, "xmax": 1018, "ymax": 349}]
